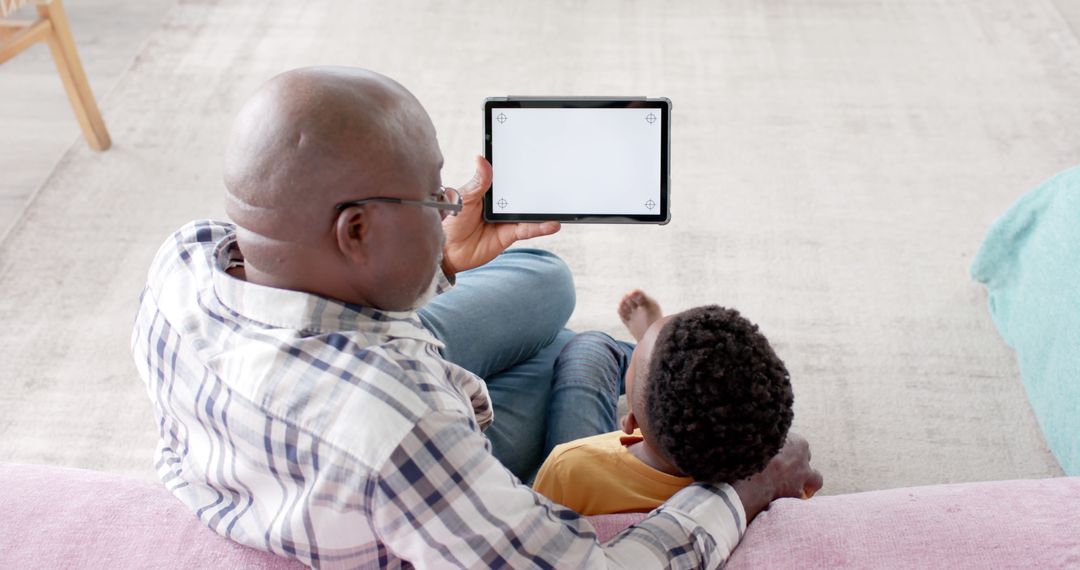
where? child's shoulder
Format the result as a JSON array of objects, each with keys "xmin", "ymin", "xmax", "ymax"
[
  {"xmin": 542, "ymin": 430, "xmax": 635, "ymax": 475},
  {"xmin": 535, "ymin": 431, "xmax": 629, "ymax": 499},
  {"xmin": 549, "ymin": 430, "xmax": 627, "ymax": 457}
]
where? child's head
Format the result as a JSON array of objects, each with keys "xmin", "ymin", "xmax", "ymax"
[{"xmin": 621, "ymin": 306, "xmax": 793, "ymax": 484}]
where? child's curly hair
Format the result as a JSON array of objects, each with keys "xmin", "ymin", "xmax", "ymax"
[{"xmin": 644, "ymin": 306, "xmax": 793, "ymax": 483}]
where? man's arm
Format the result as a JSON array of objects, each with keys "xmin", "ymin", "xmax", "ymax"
[{"xmin": 371, "ymin": 410, "xmax": 819, "ymax": 569}]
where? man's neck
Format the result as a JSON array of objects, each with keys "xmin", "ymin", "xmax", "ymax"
[
  {"xmin": 626, "ymin": 440, "xmax": 684, "ymax": 477},
  {"xmin": 230, "ymin": 244, "xmax": 373, "ymax": 307}
]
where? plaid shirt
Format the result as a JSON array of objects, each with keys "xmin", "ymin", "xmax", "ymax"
[{"xmin": 132, "ymin": 220, "xmax": 747, "ymax": 569}]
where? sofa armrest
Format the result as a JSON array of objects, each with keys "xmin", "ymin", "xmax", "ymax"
[{"xmin": 589, "ymin": 478, "xmax": 1080, "ymax": 568}]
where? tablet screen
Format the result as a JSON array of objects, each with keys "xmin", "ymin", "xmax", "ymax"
[{"xmin": 484, "ymin": 98, "xmax": 670, "ymax": 224}]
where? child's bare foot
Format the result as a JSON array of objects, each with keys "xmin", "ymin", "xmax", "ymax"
[{"xmin": 618, "ymin": 289, "xmax": 663, "ymax": 342}]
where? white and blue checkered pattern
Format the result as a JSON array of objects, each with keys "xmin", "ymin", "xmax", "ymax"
[{"xmin": 132, "ymin": 220, "xmax": 746, "ymax": 568}]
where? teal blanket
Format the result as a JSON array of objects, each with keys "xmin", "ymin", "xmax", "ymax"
[{"xmin": 971, "ymin": 165, "xmax": 1080, "ymax": 475}]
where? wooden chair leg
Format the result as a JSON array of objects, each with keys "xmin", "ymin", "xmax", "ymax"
[
  {"xmin": 0, "ymin": 19, "xmax": 31, "ymax": 44},
  {"xmin": 38, "ymin": 0, "xmax": 111, "ymax": 151},
  {"xmin": 0, "ymin": 19, "xmax": 47, "ymax": 63}
]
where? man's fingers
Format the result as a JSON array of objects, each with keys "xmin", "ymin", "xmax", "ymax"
[
  {"xmin": 787, "ymin": 432, "xmax": 810, "ymax": 456},
  {"xmin": 514, "ymin": 221, "xmax": 560, "ymax": 241},
  {"xmin": 769, "ymin": 431, "xmax": 822, "ymax": 500},
  {"xmin": 804, "ymin": 469, "xmax": 824, "ymax": 497},
  {"xmin": 458, "ymin": 155, "xmax": 493, "ymax": 199},
  {"xmin": 791, "ymin": 433, "xmax": 822, "ymax": 497},
  {"xmin": 537, "ymin": 221, "xmax": 560, "ymax": 235}
]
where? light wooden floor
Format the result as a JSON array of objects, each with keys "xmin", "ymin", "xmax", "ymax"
[{"xmin": 0, "ymin": 0, "xmax": 174, "ymax": 237}]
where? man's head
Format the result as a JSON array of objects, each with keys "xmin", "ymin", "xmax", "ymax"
[
  {"xmin": 223, "ymin": 66, "xmax": 446, "ymax": 310},
  {"xmin": 623, "ymin": 306, "xmax": 794, "ymax": 484}
]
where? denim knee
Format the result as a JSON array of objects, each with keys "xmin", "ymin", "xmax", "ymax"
[
  {"xmin": 545, "ymin": 331, "xmax": 627, "ymax": 453},
  {"xmin": 553, "ymin": 331, "xmax": 625, "ymax": 391},
  {"xmin": 505, "ymin": 248, "xmax": 576, "ymax": 327}
]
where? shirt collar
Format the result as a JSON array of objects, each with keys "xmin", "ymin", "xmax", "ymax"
[{"xmin": 210, "ymin": 232, "xmax": 444, "ymax": 347}]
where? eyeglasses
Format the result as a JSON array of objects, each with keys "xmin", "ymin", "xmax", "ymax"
[{"xmin": 334, "ymin": 186, "xmax": 462, "ymax": 217}]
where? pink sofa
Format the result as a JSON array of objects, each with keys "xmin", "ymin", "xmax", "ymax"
[
  {"xmin": 3, "ymin": 462, "xmax": 1078, "ymax": 568},
  {"xmin": 1, "ymin": 463, "xmax": 304, "ymax": 569}
]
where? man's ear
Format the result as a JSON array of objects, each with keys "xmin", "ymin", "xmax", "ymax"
[
  {"xmin": 621, "ymin": 411, "xmax": 638, "ymax": 435},
  {"xmin": 334, "ymin": 206, "xmax": 368, "ymax": 263}
]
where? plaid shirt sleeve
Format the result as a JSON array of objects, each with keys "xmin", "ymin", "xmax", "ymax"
[{"xmin": 371, "ymin": 409, "xmax": 746, "ymax": 569}]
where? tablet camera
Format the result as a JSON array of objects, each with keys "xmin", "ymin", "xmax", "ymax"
[
  {"xmin": 496, "ymin": 113, "xmax": 508, "ymax": 124},
  {"xmin": 645, "ymin": 113, "xmax": 657, "ymax": 124}
]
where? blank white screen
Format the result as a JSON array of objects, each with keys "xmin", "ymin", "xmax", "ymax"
[{"xmin": 491, "ymin": 107, "xmax": 662, "ymax": 215}]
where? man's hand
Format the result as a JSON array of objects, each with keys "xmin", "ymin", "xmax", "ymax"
[
  {"xmin": 441, "ymin": 156, "xmax": 561, "ymax": 277},
  {"xmin": 731, "ymin": 432, "xmax": 823, "ymax": 523}
]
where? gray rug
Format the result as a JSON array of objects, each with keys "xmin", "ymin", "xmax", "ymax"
[{"xmin": 1, "ymin": 0, "xmax": 1075, "ymax": 494}]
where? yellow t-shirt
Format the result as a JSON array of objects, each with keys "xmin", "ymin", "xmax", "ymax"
[{"xmin": 532, "ymin": 430, "xmax": 694, "ymax": 515}]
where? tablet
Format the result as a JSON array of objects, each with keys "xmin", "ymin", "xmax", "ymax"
[{"xmin": 484, "ymin": 97, "xmax": 671, "ymax": 224}]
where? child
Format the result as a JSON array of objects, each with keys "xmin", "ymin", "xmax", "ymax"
[{"xmin": 533, "ymin": 291, "xmax": 796, "ymax": 515}]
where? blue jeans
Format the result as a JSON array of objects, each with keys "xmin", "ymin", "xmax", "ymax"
[
  {"xmin": 544, "ymin": 331, "xmax": 634, "ymax": 458},
  {"xmin": 419, "ymin": 248, "xmax": 593, "ymax": 482}
]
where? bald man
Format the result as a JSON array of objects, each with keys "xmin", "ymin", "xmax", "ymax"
[
  {"xmin": 132, "ymin": 67, "xmax": 819, "ymax": 568},
  {"xmin": 214, "ymin": 65, "xmax": 575, "ymax": 481}
]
